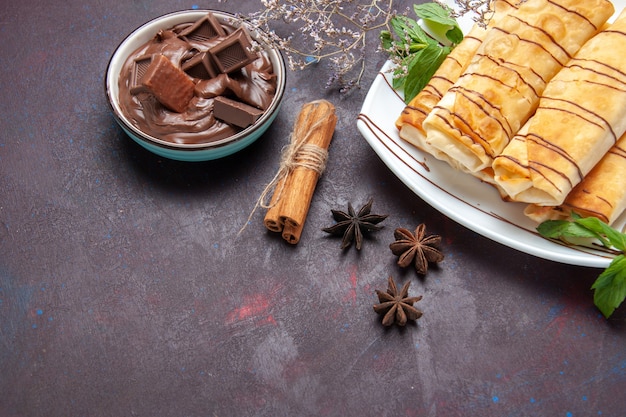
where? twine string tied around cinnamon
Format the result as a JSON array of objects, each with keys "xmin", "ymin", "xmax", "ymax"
[{"xmin": 239, "ymin": 102, "xmax": 333, "ymax": 234}]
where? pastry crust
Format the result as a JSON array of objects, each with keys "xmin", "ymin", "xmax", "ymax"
[
  {"xmin": 396, "ymin": 0, "xmax": 519, "ymax": 158},
  {"xmin": 422, "ymin": 0, "xmax": 614, "ymax": 174},
  {"xmin": 525, "ymin": 133, "xmax": 626, "ymax": 225},
  {"xmin": 493, "ymin": 8, "xmax": 626, "ymax": 206}
]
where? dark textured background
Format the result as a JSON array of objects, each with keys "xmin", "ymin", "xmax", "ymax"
[{"xmin": 1, "ymin": 0, "xmax": 625, "ymax": 416}]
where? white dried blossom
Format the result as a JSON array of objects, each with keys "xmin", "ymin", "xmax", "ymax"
[
  {"xmin": 228, "ymin": 0, "xmax": 397, "ymax": 94},
  {"xmin": 439, "ymin": 0, "xmax": 519, "ymax": 27},
  {"xmin": 228, "ymin": 0, "xmax": 494, "ymax": 93}
]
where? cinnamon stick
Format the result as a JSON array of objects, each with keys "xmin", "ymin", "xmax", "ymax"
[
  {"xmin": 263, "ymin": 173, "xmax": 290, "ymax": 232},
  {"xmin": 264, "ymin": 99, "xmax": 337, "ymax": 244}
]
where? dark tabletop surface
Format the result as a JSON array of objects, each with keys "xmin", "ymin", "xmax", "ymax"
[{"xmin": 1, "ymin": 0, "xmax": 625, "ymax": 416}]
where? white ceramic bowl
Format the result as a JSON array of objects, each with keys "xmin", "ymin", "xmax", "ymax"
[{"xmin": 105, "ymin": 10, "xmax": 286, "ymax": 161}]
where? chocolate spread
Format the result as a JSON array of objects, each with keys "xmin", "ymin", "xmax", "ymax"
[{"xmin": 117, "ymin": 14, "xmax": 277, "ymax": 145}]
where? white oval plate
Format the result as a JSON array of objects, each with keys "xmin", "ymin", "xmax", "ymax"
[{"xmin": 357, "ymin": 0, "xmax": 626, "ymax": 268}]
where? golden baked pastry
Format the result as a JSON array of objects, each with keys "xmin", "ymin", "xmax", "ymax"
[
  {"xmin": 524, "ymin": 132, "xmax": 626, "ymax": 225},
  {"xmin": 421, "ymin": 0, "xmax": 614, "ymax": 176},
  {"xmin": 493, "ymin": 8, "xmax": 626, "ymax": 206}
]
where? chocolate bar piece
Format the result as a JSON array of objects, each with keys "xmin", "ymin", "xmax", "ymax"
[
  {"xmin": 209, "ymin": 27, "xmax": 257, "ymax": 74},
  {"xmin": 182, "ymin": 51, "xmax": 218, "ymax": 79},
  {"xmin": 130, "ymin": 55, "xmax": 152, "ymax": 94},
  {"xmin": 213, "ymin": 96, "xmax": 264, "ymax": 128},
  {"xmin": 179, "ymin": 12, "xmax": 226, "ymax": 42},
  {"xmin": 141, "ymin": 54, "xmax": 195, "ymax": 113}
]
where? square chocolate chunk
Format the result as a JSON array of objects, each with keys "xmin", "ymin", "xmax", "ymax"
[
  {"xmin": 179, "ymin": 12, "xmax": 226, "ymax": 43},
  {"xmin": 130, "ymin": 55, "xmax": 152, "ymax": 95},
  {"xmin": 213, "ymin": 96, "xmax": 264, "ymax": 128},
  {"xmin": 182, "ymin": 51, "xmax": 218, "ymax": 80},
  {"xmin": 209, "ymin": 27, "xmax": 257, "ymax": 74},
  {"xmin": 141, "ymin": 54, "xmax": 195, "ymax": 113}
]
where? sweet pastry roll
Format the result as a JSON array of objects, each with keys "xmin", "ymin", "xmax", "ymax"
[
  {"xmin": 421, "ymin": 0, "xmax": 614, "ymax": 175},
  {"xmin": 493, "ymin": 8, "xmax": 626, "ymax": 206},
  {"xmin": 524, "ymin": 132, "xmax": 626, "ymax": 226},
  {"xmin": 396, "ymin": 0, "xmax": 519, "ymax": 162}
]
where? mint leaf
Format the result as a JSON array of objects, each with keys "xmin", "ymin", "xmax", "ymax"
[
  {"xmin": 392, "ymin": 50, "xmax": 422, "ymax": 91},
  {"xmin": 389, "ymin": 16, "xmax": 431, "ymax": 50},
  {"xmin": 592, "ymin": 254, "xmax": 626, "ymax": 318},
  {"xmin": 445, "ymin": 26, "xmax": 464, "ymax": 45},
  {"xmin": 575, "ymin": 216, "xmax": 626, "ymax": 252},
  {"xmin": 536, "ymin": 219, "xmax": 601, "ymax": 241},
  {"xmin": 414, "ymin": 3, "xmax": 457, "ymax": 27},
  {"xmin": 403, "ymin": 44, "xmax": 450, "ymax": 102},
  {"xmin": 414, "ymin": 3, "xmax": 463, "ymax": 45},
  {"xmin": 538, "ymin": 214, "xmax": 626, "ymax": 318},
  {"xmin": 380, "ymin": 30, "xmax": 393, "ymax": 51}
]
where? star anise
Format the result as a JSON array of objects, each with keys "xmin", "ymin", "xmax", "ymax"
[
  {"xmin": 390, "ymin": 224, "xmax": 444, "ymax": 275},
  {"xmin": 322, "ymin": 198, "xmax": 388, "ymax": 250},
  {"xmin": 373, "ymin": 276, "xmax": 423, "ymax": 326}
]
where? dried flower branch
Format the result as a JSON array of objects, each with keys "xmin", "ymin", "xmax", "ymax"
[
  {"xmin": 223, "ymin": 0, "xmax": 494, "ymax": 93},
  {"xmin": 239, "ymin": 0, "xmax": 398, "ymax": 94},
  {"xmin": 439, "ymin": 0, "xmax": 494, "ymax": 26}
]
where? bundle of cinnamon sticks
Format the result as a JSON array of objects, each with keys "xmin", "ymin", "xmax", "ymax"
[{"xmin": 264, "ymin": 99, "xmax": 337, "ymax": 244}]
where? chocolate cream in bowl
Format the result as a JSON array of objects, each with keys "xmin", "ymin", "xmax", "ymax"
[{"xmin": 117, "ymin": 13, "xmax": 277, "ymax": 145}]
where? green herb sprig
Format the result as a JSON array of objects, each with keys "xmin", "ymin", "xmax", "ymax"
[
  {"xmin": 380, "ymin": 2, "xmax": 463, "ymax": 103},
  {"xmin": 537, "ymin": 213, "xmax": 626, "ymax": 318}
]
